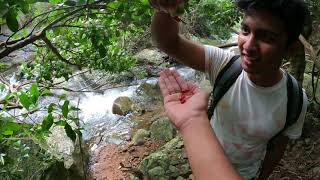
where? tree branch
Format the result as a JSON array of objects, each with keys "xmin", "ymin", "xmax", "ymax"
[
  {"xmin": 299, "ymin": 35, "xmax": 320, "ymax": 70},
  {"xmin": 41, "ymin": 36, "xmax": 77, "ymax": 66},
  {"xmin": 0, "ymin": 31, "xmax": 44, "ymax": 59}
]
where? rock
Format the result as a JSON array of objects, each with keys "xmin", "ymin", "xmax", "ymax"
[
  {"xmin": 134, "ymin": 48, "xmax": 167, "ymax": 65},
  {"xmin": 132, "ymin": 129, "xmax": 150, "ymax": 145},
  {"xmin": 130, "ymin": 175, "xmax": 140, "ymax": 180},
  {"xmin": 176, "ymin": 176, "xmax": 185, "ymax": 180},
  {"xmin": 312, "ymin": 166, "xmax": 320, "ymax": 174},
  {"xmin": 148, "ymin": 166, "xmax": 166, "ymax": 178},
  {"xmin": 136, "ymin": 82, "xmax": 162, "ymax": 101},
  {"xmin": 150, "ymin": 117, "xmax": 175, "ymax": 141},
  {"xmin": 112, "ymin": 96, "xmax": 133, "ymax": 116},
  {"xmin": 138, "ymin": 136, "xmax": 191, "ymax": 179}
]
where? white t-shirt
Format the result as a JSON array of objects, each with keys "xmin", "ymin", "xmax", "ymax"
[{"xmin": 204, "ymin": 45, "xmax": 308, "ymax": 180}]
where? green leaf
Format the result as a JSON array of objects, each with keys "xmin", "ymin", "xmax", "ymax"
[
  {"xmin": 19, "ymin": 92, "xmax": 30, "ymax": 110},
  {"xmin": 140, "ymin": 0, "xmax": 148, "ymax": 5},
  {"xmin": 61, "ymin": 100, "xmax": 69, "ymax": 118},
  {"xmin": 64, "ymin": 123, "xmax": 76, "ymax": 142},
  {"xmin": 29, "ymin": 83, "xmax": 39, "ymax": 97},
  {"xmin": 107, "ymin": 1, "xmax": 120, "ymax": 9},
  {"xmin": 48, "ymin": 103, "xmax": 56, "ymax": 113},
  {"xmin": 54, "ymin": 120, "xmax": 66, "ymax": 126},
  {"xmin": 41, "ymin": 88, "xmax": 52, "ymax": 95},
  {"xmin": 2, "ymin": 130, "xmax": 13, "ymax": 135},
  {"xmin": 5, "ymin": 9, "xmax": 19, "ymax": 32},
  {"xmin": 41, "ymin": 113, "xmax": 53, "ymax": 131},
  {"xmin": 20, "ymin": 3, "xmax": 30, "ymax": 14},
  {"xmin": 70, "ymin": 106, "xmax": 80, "ymax": 111},
  {"xmin": 64, "ymin": 0, "xmax": 76, "ymax": 6},
  {"xmin": 59, "ymin": 93, "xmax": 67, "ymax": 100},
  {"xmin": 49, "ymin": 0, "xmax": 62, "ymax": 4}
]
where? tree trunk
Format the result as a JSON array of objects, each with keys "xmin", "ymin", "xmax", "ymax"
[{"xmin": 288, "ymin": 42, "xmax": 306, "ymax": 86}]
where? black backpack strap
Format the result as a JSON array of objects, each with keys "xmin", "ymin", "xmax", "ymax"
[
  {"xmin": 267, "ymin": 72, "xmax": 303, "ymax": 150},
  {"xmin": 207, "ymin": 55, "xmax": 242, "ymax": 119}
]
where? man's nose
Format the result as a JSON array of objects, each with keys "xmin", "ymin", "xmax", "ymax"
[{"xmin": 243, "ymin": 35, "xmax": 258, "ymax": 53}]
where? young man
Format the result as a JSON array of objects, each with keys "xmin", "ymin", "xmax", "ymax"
[{"xmin": 151, "ymin": 0, "xmax": 309, "ymax": 179}]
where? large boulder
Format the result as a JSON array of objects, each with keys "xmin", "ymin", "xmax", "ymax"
[
  {"xmin": 150, "ymin": 116, "xmax": 175, "ymax": 141},
  {"xmin": 134, "ymin": 48, "xmax": 167, "ymax": 65},
  {"xmin": 112, "ymin": 96, "xmax": 133, "ymax": 116}
]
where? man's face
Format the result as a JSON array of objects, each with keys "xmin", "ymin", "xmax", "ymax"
[{"xmin": 238, "ymin": 10, "xmax": 289, "ymax": 75}]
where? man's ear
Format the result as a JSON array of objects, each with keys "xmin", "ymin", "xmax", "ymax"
[{"xmin": 286, "ymin": 41, "xmax": 303, "ymax": 57}]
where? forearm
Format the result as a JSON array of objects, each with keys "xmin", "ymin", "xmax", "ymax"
[
  {"xmin": 258, "ymin": 136, "xmax": 289, "ymax": 180},
  {"xmin": 180, "ymin": 113, "xmax": 242, "ymax": 180},
  {"xmin": 151, "ymin": 11, "xmax": 205, "ymax": 71},
  {"xmin": 151, "ymin": 11, "xmax": 180, "ymax": 54}
]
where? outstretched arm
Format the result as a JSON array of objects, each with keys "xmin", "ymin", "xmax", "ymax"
[{"xmin": 159, "ymin": 69, "xmax": 242, "ymax": 180}]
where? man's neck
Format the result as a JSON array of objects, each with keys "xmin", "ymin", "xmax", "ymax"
[{"xmin": 247, "ymin": 70, "xmax": 283, "ymax": 87}]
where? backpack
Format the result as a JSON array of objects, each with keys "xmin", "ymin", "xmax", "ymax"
[{"xmin": 207, "ymin": 55, "xmax": 304, "ymax": 149}]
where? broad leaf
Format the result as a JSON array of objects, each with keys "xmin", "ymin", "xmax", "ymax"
[
  {"xmin": 64, "ymin": 123, "xmax": 76, "ymax": 142},
  {"xmin": 19, "ymin": 92, "xmax": 30, "ymax": 110},
  {"xmin": 41, "ymin": 113, "xmax": 54, "ymax": 131},
  {"xmin": 29, "ymin": 83, "xmax": 39, "ymax": 97},
  {"xmin": 5, "ymin": 9, "xmax": 19, "ymax": 32},
  {"xmin": 61, "ymin": 100, "xmax": 69, "ymax": 118}
]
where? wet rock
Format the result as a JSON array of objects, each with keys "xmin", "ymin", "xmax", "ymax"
[
  {"xmin": 132, "ymin": 129, "xmax": 150, "ymax": 145},
  {"xmin": 150, "ymin": 117, "xmax": 175, "ymax": 141},
  {"xmin": 136, "ymin": 82, "xmax": 162, "ymax": 102},
  {"xmin": 112, "ymin": 96, "xmax": 133, "ymax": 116}
]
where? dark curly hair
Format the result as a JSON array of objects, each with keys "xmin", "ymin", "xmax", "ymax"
[{"xmin": 236, "ymin": 0, "xmax": 310, "ymax": 45}]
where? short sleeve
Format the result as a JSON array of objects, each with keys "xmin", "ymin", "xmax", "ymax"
[
  {"xmin": 283, "ymin": 90, "xmax": 308, "ymax": 139},
  {"xmin": 204, "ymin": 45, "xmax": 235, "ymax": 85}
]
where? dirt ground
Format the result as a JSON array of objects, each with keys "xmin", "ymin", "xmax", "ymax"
[{"xmin": 88, "ymin": 139, "xmax": 165, "ymax": 180}]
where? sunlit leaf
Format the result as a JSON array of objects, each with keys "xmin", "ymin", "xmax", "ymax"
[
  {"xmin": 54, "ymin": 120, "xmax": 66, "ymax": 126},
  {"xmin": 19, "ymin": 92, "xmax": 30, "ymax": 110},
  {"xmin": 41, "ymin": 88, "xmax": 52, "ymax": 95},
  {"xmin": 29, "ymin": 83, "xmax": 39, "ymax": 97}
]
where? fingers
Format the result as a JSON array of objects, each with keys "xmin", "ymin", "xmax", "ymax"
[
  {"xmin": 149, "ymin": 0, "xmax": 181, "ymax": 12},
  {"xmin": 159, "ymin": 69, "xmax": 181, "ymax": 95},
  {"xmin": 158, "ymin": 75, "xmax": 170, "ymax": 97},
  {"xmin": 171, "ymin": 69, "xmax": 188, "ymax": 92}
]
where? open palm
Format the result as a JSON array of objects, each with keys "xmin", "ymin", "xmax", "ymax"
[{"xmin": 158, "ymin": 69, "xmax": 209, "ymax": 129}]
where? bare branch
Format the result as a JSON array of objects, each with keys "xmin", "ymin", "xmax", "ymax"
[
  {"xmin": 299, "ymin": 35, "xmax": 320, "ymax": 70},
  {"xmin": 41, "ymin": 36, "xmax": 77, "ymax": 66}
]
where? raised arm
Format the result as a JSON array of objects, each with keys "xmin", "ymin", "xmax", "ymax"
[{"xmin": 150, "ymin": 0, "xmax": 205, "ymax": 72}]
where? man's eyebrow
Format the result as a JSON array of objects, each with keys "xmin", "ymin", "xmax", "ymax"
[
  {"xmin": 257, "ymin": 29, "xmax": 280, "ymax": 37},
  {"xmin": 240, "ymin": 22, "xmax": 280, "ymax": 37}
]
